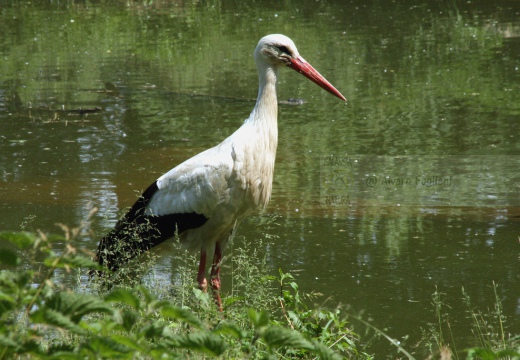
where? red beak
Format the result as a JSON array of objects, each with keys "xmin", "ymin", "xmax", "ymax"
[{"xmin": 288, "ymin": 56, "xmax": 346, "ymax": 102}]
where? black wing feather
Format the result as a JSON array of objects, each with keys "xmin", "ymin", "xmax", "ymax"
[{"xmin": 93, "ymin": 181, "xmax": 208, "ymax": 273}]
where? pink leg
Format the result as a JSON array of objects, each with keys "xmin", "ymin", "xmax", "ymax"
[
  {"xmin": 210, "ymin": 243, "xmax": 223, "ymax": 311},
  {"xmin": 197, "ymin": 249, "xmax": 207, "ymax": 292}
]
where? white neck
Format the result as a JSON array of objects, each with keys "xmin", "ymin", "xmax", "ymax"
[
  {"xmin": 248, "ymin": 63, "xmax": 278, "ymax": 127},
  {"xmin": 237, "ymin": 62, "xmax": 279, "ymax": 208}
]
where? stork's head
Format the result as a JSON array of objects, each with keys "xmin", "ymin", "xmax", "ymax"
[
  {"xmin": 255, "ymin": 34, "xmax": 300, "ymax": 67},
  {"xmin": 254, "ymin": 34, "xmax": 346, "ymax": 101}
]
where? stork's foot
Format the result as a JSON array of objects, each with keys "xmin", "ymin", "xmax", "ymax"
[
  {"xmin": 198, "ymin": 277, "xmax": 208, "ymax": 292},
  {"xmin": 196, "ymin": 245, "xmax": 223, "ymax": 311},
  {"xmin": 197, "ymin": 249, "xmax": 208, "ymax": 292},
  {"xmin": 210, "ymin": 276, "xmax": 222, "ymax": 311},
  {"xmin": 210, "ymin": 243, "xmax": 223, "ymax": 311}
]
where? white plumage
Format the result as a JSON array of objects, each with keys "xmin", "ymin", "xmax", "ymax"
[{"xmin": 93, "ymin": 34, "xmax": 346, "ymax": 310}]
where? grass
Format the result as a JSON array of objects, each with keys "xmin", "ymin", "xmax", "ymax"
[
  {"xmin": 0, "ymin": 219, "xmax": 363, "ymax": 359},
  {"xmin": 420, "ymin": 286, "xmax": 519, "ymax": 360},
  {"xmin": 0, "ymin": 217, "xmax": 518, "ymax": 359}
]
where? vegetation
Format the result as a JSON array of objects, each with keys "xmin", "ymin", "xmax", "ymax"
[
  {"xmin": 0, "ymin": 220, "xmax": 364, "ymax": 359},
  {"xmin": 420, "ymin": 286, "xmax": 519, "ymax": 360},
  {"xmin": 0, "ymin": 219, "xmax": 518, "ymax": 359}
]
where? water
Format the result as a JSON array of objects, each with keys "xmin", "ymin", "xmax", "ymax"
[{"xmin": 1, "ymin": 1, "xmax": 519, "ymax": 357}]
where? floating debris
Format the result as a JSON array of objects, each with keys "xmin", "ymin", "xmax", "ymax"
[{"xmin": 279, "ymin": 98, "xmax": 306, "ymax": 105}]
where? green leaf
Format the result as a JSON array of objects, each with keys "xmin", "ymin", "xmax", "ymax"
[
  {"xmin": 287, "ymin": 310, "xmax": 302, "ymax": 329},
  {"xmin": 32, "ymin": 291, "xmax": 113, "ymax": 327},
  {"xmin": 47, "ymin": 352, "xmax": 85, "ymax": 360},
  {"xmin": 104, "ymin": 288, "xmax": 141, "ymax": 310},
  {"xmin": 160, "ymin": 305, "xmax": 202, "ymax": 329},
  {"xmin": 223, "ymin": 295, "xmax": 243, "ymax": 307},
  {"xmin": 278, "ymin": 268, "xmax": 294, "ymax": 282},
  {"xmin": 31, "ymin": 308, "xmax": 87, "ymax": 335},
  {"xmin": 214, "ymin": 322, "xmax": 247, "ymax": 340},
  {"xmin": 262, "ymin": 326, "xmax": 313, "ymax": 350},
  {"xmin": 88, "ymin": 336, "xmax": 134, "ymax": 358},
  {"xmin": 18, "ymin": 339, "xmax": 42, "ymax": 356},
  {"xmin": 466, "ymin": 347, "xmax": 520, "ymax": 359},
  {"xmin": 45, "ymin": 343, "xmax": 76, "ymax": 359},
  {"xmin": 141, "ymin": 321, "xmax": 167, "ymax": 339},
  {"xmin": 136, "ymin": 285, "xmax": 154, "ymax": 304},
  {"xmin": 0, "ymin": 271, "xmax": 33, "ymax": 291},
  {"xmin": 0, "ymin": 297, "xmax": 16, "ymax": 316},
  {"xmin": 109, "ymin": 334, "xmax": 142, "ymax": 352},
  {"xmin": 0, "ymin": 249, "xmax": 20, "ymax": 266},
  {"xmin": 167, "ymin": 332, "xmax": 226, "ymax": 356},
  {"xmin": 118, "ymin": 309, "xmax": 139, "ymax": 331},
  {"xmin": 248, "ymin": 308, "xmax": 269, "ymax": 329},
  {"xmin": 0, "ymin": 231, "xmax": 36, "ymax": 249},
  {"xmin": 0, "ymin": 333, "xmax": 21, "ymax": 349},
  {"xmin": 309, "ymin": 340, "xmax": 344, "ymax": 360},
  {"xmin": 192, "ymin": 287, "xmax": 212, "ymax": 307}
]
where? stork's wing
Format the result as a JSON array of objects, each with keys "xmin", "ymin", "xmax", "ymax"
[
  {"xmin": 92, "ymin": 146, "xmax": 235, "ymax": 273},
  {"xmin": 148, "ymin": 147, "xmax": 234, "ymax": 217}
]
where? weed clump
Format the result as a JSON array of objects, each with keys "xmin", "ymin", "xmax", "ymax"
[
  {"xmin": 0, "ymin": 221, "xmax": 364, "ymax": 359},
  {"xmin": 1, "ymin": 219, "xmax": 517, "ymax": 359},
  {"xmin": 420, "ymin": 285, "xmax": 519, "ymax": 359}
]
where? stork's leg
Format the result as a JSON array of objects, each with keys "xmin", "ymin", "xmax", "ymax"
[
  {"xmin": 197, "ymin": 249, "xmax": 207, "ymax": 292},
  {"xmin": 210, "ymin": 242, "xmax": 223, "ymax": 311}
]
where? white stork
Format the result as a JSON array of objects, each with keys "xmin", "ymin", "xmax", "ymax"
[{"xmin": 93, "ymin": 34, "xmax": 346, "ymax": 310}]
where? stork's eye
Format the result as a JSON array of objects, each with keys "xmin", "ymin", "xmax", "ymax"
[{"xmin": 277, "ymin": 45, "xmax": 291, "ymax": 56}]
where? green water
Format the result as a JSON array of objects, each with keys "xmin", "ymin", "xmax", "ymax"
[{"xmin": 1, "ymin": 1, "xmax": 519, "ymax": 357}]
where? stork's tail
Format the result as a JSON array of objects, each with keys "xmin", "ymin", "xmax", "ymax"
[
  {"xmin": 89, "ymin": 212, "xmax": 209, "ymax": 278},
  {"xmin": 89, "ymin": 215, "xmax": 161, "ymax": 278},
  {"xmin": 90, "ymin": 181, "xmax": 209, "ymax": 279}
]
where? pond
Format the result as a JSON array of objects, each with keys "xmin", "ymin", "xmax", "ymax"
[{"xmin": 0, "ymin": 0, "xmax": 519, "ymax": 357}]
